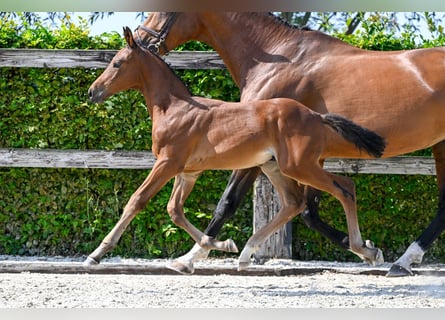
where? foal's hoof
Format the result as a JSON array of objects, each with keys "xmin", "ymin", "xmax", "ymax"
[
  {"xmin": 373, "ymin": 248, "xmax": 384, "ymax": 266},
  {"xmin": 237, "ymin": 260, "xmax": 251, "ymax": 271},
  {"xmin": 363, "ymin": 240, "xmax": 384, "ymax": 266},
  {"xmin": 386, "ymin": 264, "xmax": 413, "ymax": 277},
  {"xmin": 83, "ymin": 256, "xmax": 99, "ymax": 266},
  {"xmin": 166, "ymin": 259, "xmax": 195, "ymax": 275},
  {"xmin": 224, "ymin": 239, "xmax": 239, "ymax": 253}
]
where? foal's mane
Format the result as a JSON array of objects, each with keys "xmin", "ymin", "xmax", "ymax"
[{"xmin": 134, "ymin": 42, "xmax": 193, "ymax": 96}]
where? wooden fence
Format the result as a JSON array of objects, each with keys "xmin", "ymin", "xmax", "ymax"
[{"xmin": 0, "ymin": 48, "xmax": 437, "ymax": 259}]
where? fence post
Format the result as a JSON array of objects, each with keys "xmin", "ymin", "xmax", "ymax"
[{"xmin": 253, "ymin": 173, "xmax": 292, "ymax": 262}]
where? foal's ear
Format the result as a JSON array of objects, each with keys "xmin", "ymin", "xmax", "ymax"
[{"xmin": 123, "ymin": 26, "xmax": 137, "ymax": 49}]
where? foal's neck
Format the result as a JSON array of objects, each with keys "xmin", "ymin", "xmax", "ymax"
[{"xmin": 140, "ymin": 53, "xmax": 192, "ymax": 115}]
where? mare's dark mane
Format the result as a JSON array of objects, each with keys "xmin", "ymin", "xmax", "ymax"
[
  {"xmin": 267, "ymin": 12, "xmax": 312, "ymax": 31},
  {"xmin": 260, "ymin": 12, "xmax": 353, "ymax": 49},
  {"xmin": 228, "ymin": 12, "xmax": 317, "ymax": 46}
]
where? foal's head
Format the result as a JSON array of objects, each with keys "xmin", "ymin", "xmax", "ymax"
[{"xmin": 89, "ymin": 27, "xmax": 150, "ymax": 103}]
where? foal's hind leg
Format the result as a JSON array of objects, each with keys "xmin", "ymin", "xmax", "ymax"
[
  {"xmin": 301, "ymin": 186, "xmax": 350, "ymax": 250},
  {"xmin": 281, "ymin": 161, "xmax": 383, "ymax": 266},
  {"xmin": 388, "ymin": 141, "xmax": 445, "ymax": 276},
  {"xmin": 300, "ymin": 157, "xmax": 350, "ymax": 250},
  {"xmin": 238, "ymin": 162, "xmax": 305, "ymax": 270}
]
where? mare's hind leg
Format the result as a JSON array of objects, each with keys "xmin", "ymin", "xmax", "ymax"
[
  {"xmin": 238, "ymin": 162, "xmax": 305, "ymax": 270},
  {"xmin": 388, "ymin": 141, "xmax": 445, "ymax": 277},
  {"xmin": 167, "ymin": 167, "xmax": 260, "ymax": 274},
  {"xmin": 167, "ymin": 173, "xmax": 239, "ymax": 253}
]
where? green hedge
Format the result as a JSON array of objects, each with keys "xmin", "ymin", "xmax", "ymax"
[{"xmin": 1, "ymin": 14, "xmax": 444, "ymax": 263}]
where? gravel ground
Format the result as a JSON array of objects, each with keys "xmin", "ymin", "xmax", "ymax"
[{"xmin": 1, "ymin": 256, "xmax": 445, "ymax": 308}]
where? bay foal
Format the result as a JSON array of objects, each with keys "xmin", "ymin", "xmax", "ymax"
[{"xmin": 85, "ymin": 27, "xmax": 385, "ymax": 269}]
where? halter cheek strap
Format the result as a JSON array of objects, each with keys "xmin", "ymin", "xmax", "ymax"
[{"xmin": 135, "ymin": 12, "xmax": 178, "ymax": 54}]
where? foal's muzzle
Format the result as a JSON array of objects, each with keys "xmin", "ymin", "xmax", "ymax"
[{"xmin": 88, "ymin": 87, "xmax": 104, "ymax": 103}]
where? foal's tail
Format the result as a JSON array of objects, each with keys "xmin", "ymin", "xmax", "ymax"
[{"xmin": 321, "ymin": 114, "xmax": 386, "ymax": 158}]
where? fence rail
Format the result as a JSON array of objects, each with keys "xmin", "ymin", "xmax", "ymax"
[
  {"xmin": 0, "ymin": 49, "xmax": 225, "ymax": 69},
  {"xmin": 0, "ymin": 148, "xmax": 436, "ymax": 175}
]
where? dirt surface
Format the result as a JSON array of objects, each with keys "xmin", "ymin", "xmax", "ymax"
[{"xmin": 1, "ymin": 256, "xmax": 445, "ymax": 308}]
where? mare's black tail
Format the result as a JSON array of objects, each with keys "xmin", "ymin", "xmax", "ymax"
[{"xmin": 321, "ymin": 114, "xmax": 386, "ymax": 158}]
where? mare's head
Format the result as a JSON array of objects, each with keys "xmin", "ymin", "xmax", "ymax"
[{"xmin": 89, "ymin": 26, "xmax": 149, "ymax": 103}]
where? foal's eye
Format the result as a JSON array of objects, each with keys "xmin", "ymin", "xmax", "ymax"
[{"xmin": 113, "ymin": 61, "xmax": 122, "ymax": 68}]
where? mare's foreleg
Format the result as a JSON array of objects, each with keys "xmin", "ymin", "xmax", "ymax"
[
  {"xmin": 388, "ymin": 141, "xmax": 445, "ymax": 277},
  {"xmin": 167, "ymin": 167, "xmax": 260, "ymax": 274},
  {"xmin": 166, "ymin": 173, "xmax": 238, "ymax": 253},
  {"xmin": 205, "ymin": 167, "xmax": 262, "ymax": 237},
  {"xmin": 83, "ymin": 159, "xmax": 177, "ymax": 266}
]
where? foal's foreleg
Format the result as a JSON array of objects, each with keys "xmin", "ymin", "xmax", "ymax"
[
  {"xmin": 83, "ymin": 159, "xmax": 177, "ymax": 266},
  {"xmin": 167, "ymin": 167, "xmax": 260, "ymax": 274},
  {"xmin": 167, "ymin": 174, "xmax": 238, "ymax": 253}
]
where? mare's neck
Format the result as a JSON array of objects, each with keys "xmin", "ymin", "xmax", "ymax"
[{"xmin": 196, "ymin": 13, "xmax": 299, "ymax": 89}]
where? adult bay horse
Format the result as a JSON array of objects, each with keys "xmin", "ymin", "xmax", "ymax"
[
  {"xmin": 138, "ymin": 12, "xmax": 445, "ymax": 277},
  {"xmin": 85, "ymin": 27, "xmax": 386, "ymax": 269}
]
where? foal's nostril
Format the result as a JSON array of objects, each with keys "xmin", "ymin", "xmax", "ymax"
[
  {"xmin": 88, "ymin": 87, "xmax": 104, "ymax": 103},
  {"xmin": 88, "ymin": 87, "xmax": 100, "ymax": 102}
]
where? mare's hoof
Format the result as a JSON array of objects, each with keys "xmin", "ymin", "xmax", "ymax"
[
  {"xmin": 166, "ymin": 259, "xmax": 195, "ymax": 275},
  {"xmin": 225, "ymin": 239, "xmax": 239, "ymax": 253},
  {"xmin": 386, "ymin": 264, "xmax": 413, "ymax": 277},
  {"xmin": 83, "ymin": 256, "xmax": 99, "ymax": 266}
]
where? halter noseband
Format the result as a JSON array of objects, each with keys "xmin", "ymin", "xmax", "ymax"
[{"xmin": 135, "ymin": 12, "xmax": 178, "ymax": 54}]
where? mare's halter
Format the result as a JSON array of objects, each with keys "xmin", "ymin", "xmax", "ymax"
[{"xmin": 135, "ymin": 13, "xmax": 178, "ymax": 54}]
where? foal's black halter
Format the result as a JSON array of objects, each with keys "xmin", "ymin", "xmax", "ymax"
[{"xmin": 135, "ymin": 12, "xmax": 178, "ymax": 54}]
